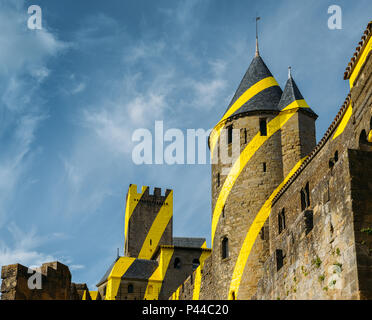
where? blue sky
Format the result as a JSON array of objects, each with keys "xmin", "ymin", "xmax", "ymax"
[{"xmin": 0, "ymin": 0, "xmax": 371, "ymax": 290}]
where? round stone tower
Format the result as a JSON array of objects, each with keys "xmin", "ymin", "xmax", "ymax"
[{"xmin": 209, "ymin": 48, "xmax": 285, "ymax": 299}]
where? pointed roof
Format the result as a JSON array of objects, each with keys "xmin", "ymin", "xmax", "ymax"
[
  {"xmin": 223, "ymin": 55, "xmax": 283, "ymax": 119},
  {"xmin": 277, "ymin": 72, "xmax": 317, "ymax": 117}
]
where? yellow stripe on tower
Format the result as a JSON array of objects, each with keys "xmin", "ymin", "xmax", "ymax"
[
  {"xmin": 138, "ymin": 191, "xmax": 173, "ymax": 260},
  {"xmin": 210, "ymin": 76, "xmax": 279, "ymax": 156},
  {"xmin": 349, "ymin": 33, "xmax": 372, "ymax": 88},
  {"xmin": 89, "ymin": 291, "xmax": 98, "ymax": 300},
  {"xmin": 332, "ymin": 102, "xmax": 353, "ymax": 140},
  {"xmin": 282, "ymin": 99, "xmax": 309, "ymax": 111},
  {"xmin": 105, "ymin": 257, "xmax": 136, "ymax": 300},
  {"xmin": 144, "ymin": 247, "xmax": 174, "ymax": 300},
  {"xmin": 228, "ymin": 157, "xmax": 307, "ymax": 299},
  {"xmin": 124, "ymin": 185, "xmax": 148, "ymax": 248},
  {"xmin": 211, "ymin": 108, "xmax": 301, "ymax": 246},
  {"xmin": 192, "ymin": 250, "xmax": 211, "ymax": 300}
]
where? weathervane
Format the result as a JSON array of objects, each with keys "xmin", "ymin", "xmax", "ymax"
[{"xmin": 255, "ymin": 16, "xmax": 261, "ymax": 57}]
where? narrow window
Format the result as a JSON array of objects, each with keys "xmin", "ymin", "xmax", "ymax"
[
  {"xmin": 334, "ymin": 151, "xmax": 338, "ymax": 163},
  {"xmin": 231, "ymin": 291, "xmax": 236, "ymax": 300},
  {"xmin": 301, "ymin": 183, "xmax": 310, "ymax": 210},
  {"xmin": 301, "ymin": 189, "xmax": 306, "ymax": 211},
  {"xmin": 174, "ymin": 257, "xmax": 181, "ymax": 269},
  {"xmin": 305, "ymin": 183, "xmax": 310, "ymax": 208},
  {"xmin": 304, "ymin": 210, "xmax": 313, "ymax": 235},
  {"xmin": 359, "ymin": 130, "xmax": 368, "ymax": 147},
  {"xmin": 217, "ymin": 173, "xmax": 220, "ymax": 187},
  {"xmin": 150, "ymin": 239, "xmax": 152, "ymax": 246},
  {"xmin": 263, "ymin": 162, "xmax": 267, "ymax": 173},
  {"xmin": 359, "ymin": 129, "xmax": 372, "ymax": 151},
  {"xmin": 278, "ymin": 209, "xmax": 286, "ymax": 234},
  {"xmin": 260, "ymin": 227, "xmax": 265, "ymax": 240},
  {"xmin": 227, "ymin": 125, "xmax": 233, "ymax": 145},
  {"xmin": 276, "ymin": 249, "xmax": 284, "ymax": 271},
  {"xmin": 259, "ymin": 118, "xmax": 267, "ymax": 136},
  {"xmin": 222, "ymin": 237, "xmax": 229, "ymax": 259},
  {"xmin": 128, "ymin": 284, "xmax": 134, "ymax": 294},
  {"xmin": 244, "ymin": 128, "xmax": 247, "ymax": 144},
  {"xmin": 329, "ymin": 158, "xmax": 334, "ymax": 169},
  {"xmin": 222, "ymin": 205, "xmax": 225, "ymax": 218},
  {"xmin": 192, "ymin": 259, "xmax": 200, "ymax": 270}
]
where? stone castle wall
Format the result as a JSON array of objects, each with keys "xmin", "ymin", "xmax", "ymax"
[
  {"xmin": 1, "ymin": 261, "xmax": 88, "ymax": 300},
  {"xmin": 255, "ymin": 51, "xmax": 372, "ymax": 300},
  {"xmin": 174, "ymin": 32, "xmax": 372, "ymax": 302}
]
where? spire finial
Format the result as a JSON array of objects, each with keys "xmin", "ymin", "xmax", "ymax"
[
  {"xmin": 255, "ymin": 16, "xmax": 261, "ymax": 57},
  {"xmin": 288, "ymin": 66, "xmax": 292, "ymax": 79}
]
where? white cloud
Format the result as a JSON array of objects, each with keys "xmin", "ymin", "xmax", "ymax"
[
  {"xmin": 70, "ymin": 264, "xmax": 85, "ymax": 271},
  {"xmin": 0, "ymin": 223, "xmax": 55, "ymax": 268},
  {"xmin": 0, "ymin": 0, "xmax": 68, "ymax": 226},
  {"xmin": 71, "ymin": 82, "xmax": 86, "ymax": 94},
  {"xmin": 191, "ymin": 78, "xmax": 226, "ymax": 110},
  {"xmin": 123, "ymin": 40, "xmax": 166, "ymax": 63},
  {"xmin": 63, "ymin": 158, "xmax": 83, "ymax": 191},
  {"xmin": 0, "ymin": 223, "xmax": 80, "ymax": 270}
]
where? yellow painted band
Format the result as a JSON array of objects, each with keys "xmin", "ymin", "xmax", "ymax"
[
  {"xmin": 211, "ymin": 108, "xmax": 299, "ymax": 246},
  {"xmin": 368, "ymin": 130, "xmax": 372, "ymax": 143},
  {"xmin": 210, "ymin": 76, "xmax": 279, "ymax": 155},
  {"xmin": 192, "ymin": 250, "xmax": 211, "ymax": 300},
  {"xmin": 138, "ymin": 191, "xmax": 173, "ymax": 259},
  {"xmin": 124, "ymin": 185, "xmax": 148, "ymax": 249},
  {"xmin": 349, "ymin": 33, "xmax": 372, "ymax": 88},
  {"xmin": 332, "ymin": 102, "xmax": 353, "ymax": 140},
  {"xmin": 144, "ymin": 247, "xmax": 174, "ymax": 300},
  {"xmin": 89, "ymin": 291, "xmax": 98, "ymax": 300},
  {"xmin": 282, "ymin": 99, "xmax": 309, "ymax": 111},
  {"xmin": 228, "ymin": 157, "xmax": 307, "ymax": 299},
  {"xmin": 105, "ymin": 257, "xmax": 136, "ymax": 300}
]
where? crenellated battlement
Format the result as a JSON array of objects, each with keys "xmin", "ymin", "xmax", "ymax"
[{"xmin": 0, "ymin": 261, "xmax": 88, "ymax": 300}]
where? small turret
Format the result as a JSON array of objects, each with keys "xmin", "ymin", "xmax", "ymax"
[{"xmin": 278, "ymin": 68, "xmax": 317, "ymax": 177}]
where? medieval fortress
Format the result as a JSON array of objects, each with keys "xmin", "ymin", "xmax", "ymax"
[{"xmin": 2, "ymin": 21, "xmax": 372, "ymax": 300}]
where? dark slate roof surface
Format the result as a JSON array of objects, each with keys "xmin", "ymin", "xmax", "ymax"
[
  {"xmin": 96, "ymin": 257, "xmax": 119, "ymax": 287},
  {"xmin": 96, "ymin": 257, "xmax": 159, "ymax": 286},
  {"xmin": 224, "ymin": 55, "xmax": 282, "ymax": 118},
  {"xmin": 121, "ymin": 259, "xmax": 158, "ymax": 280},
  {"xmin": 173, "ymin": 237, "xmax": 206, "ymax": 248},
  {"xmin": 277, "ymin": 76, "xmax": 317, "ymax": 116}
]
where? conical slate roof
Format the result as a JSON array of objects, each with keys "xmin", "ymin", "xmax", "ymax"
[
  {"xmin": 223, "ymin": 55, "xmax": 283, "ymax": 118},
  {"xmin": 277, "ymin": 74, "xmax": 317, "ymax": 116}
]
